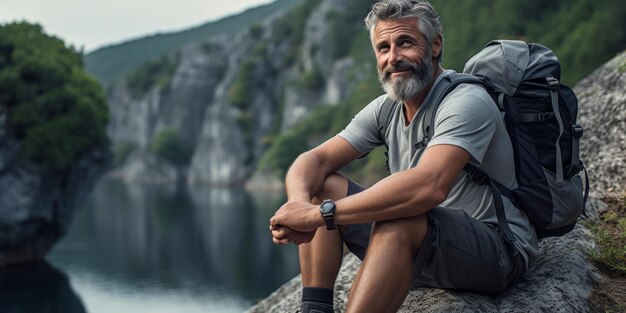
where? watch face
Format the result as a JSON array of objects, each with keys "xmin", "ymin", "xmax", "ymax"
[{"xmin": 320, "ymin": 201, "xmax": 335, "ymax": 214}]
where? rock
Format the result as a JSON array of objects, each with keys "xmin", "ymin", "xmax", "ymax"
[
  {"xmin": 0, "ymin": 261, "xmax": 87, "ymax": 312},
  {"xmin": 0, "ymin": 112, "xmax": 110, "ymax": 267},
  {"xmin": 247, "ymin": 199, "xmax": 605, "ymax": 313},
  {"xmin": 576, "ymin": 50, "xmax": 626, "ymax": 198}
]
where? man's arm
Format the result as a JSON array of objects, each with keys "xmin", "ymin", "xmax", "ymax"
[
  {"xmin": 271, "ymin": 144, "xmax": 469, "ymax": 231},
  {"xmin": 334, "ymin": 144, "xmax": 469, "ymax": 224},
  {"xmin": 284, "ymin": 135, "xmax": 362, "ymax": 202},
  {"xmin": 269, "ymin": 135, "xmax": 362, "ymax": 244}
]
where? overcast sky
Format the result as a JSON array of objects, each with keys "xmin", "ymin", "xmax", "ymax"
[{"xmin": 0, "ymin": 0, "xmax": 273, "ymax": 52}]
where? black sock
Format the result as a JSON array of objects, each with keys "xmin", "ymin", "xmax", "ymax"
[{"xmin": 301, "ymin": 287, "xmax": 334, "ymax": 313}]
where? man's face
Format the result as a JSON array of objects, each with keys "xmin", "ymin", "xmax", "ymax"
[{"xmin": 373, "ymin": 18, "xmax": 434, "ymax": 101}]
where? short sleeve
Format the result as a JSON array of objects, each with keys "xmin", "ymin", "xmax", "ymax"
[
  {"xmin": 427, "ymin": 84, "xmax": 498, "ymax": 165},
  {"xmin": 338, "ymin": 94, "xmax": 387, "ymax": 154}
]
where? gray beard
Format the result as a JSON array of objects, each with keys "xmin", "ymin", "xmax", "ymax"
[{"xmin": 378, "ymin": 54, "xmax": 434, "ymax": 102}]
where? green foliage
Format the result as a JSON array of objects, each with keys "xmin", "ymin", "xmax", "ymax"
[
  {"xmin": 348, "ymin": 31, "xmax": 375, "ymax": 63},
  {"xmin": 85, "ymin": 0, "xmax": 304, "ymax": 88},
  {"xmin": 294, "ymin": 67, "xmax": 325, "ymax": 91},
  {"xmin": 257, "ymin": 106, "xmax": 335, "ymax": 178},
  {"xmin": 237, "ymin": 111, "xmax": 255, "ymax": 166},
  {"xmin": 326, "ymin": 0, "xmax": 376, "ymax": 59},
  {"xmin": 620, "ymin": 58, "xmax": 626, "ymax": 73},
  {"xmin": 522, "ymin": 0, "xmax": 626, "ymax": 84},
  {"xmin": 125, "ymin": 53, "xmax": 179, "ymax": 97},
  {"xmin": 0, "ymin": 22, "xmax": 108, "ymax": 170},
  {"xmin": 151, "ymin": 127, "xmax": 192, "ymax": 165},
  {"xmin": 585, "ymin": 196, "xmax": 626, "ymax": 275},
  {"xmin": 271, "ymin": 0, "xmax": 319, "ymax": 44},
  {"xmin": 227, "ymin": 60, "xmax": 254, "ymax": 110},
  {"xmin": 249, "ymin": 23, "xmax": 264, "ymax": 40},
  {"xmin": 252, "ymin": 42, "xmax": 268, "ymax": 58},
  {"xmin": 270, "ymin": 0, "xmax": 321, "ymax": 65},
  {"xmin": 227, "ymin": 40, "xmax": 273, "ymax": 110},
  {"xmin": 429, "ymin": 0, "xmax": 626, "ymax": 85}
]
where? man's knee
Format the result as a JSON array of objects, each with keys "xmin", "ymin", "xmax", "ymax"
[
  {"xmin": 312, "ymin": 173, "xmax": 349, "ymax": 204},
  {"xmin": 370, "ymin": 215, "xmax": 428, "ymax": 254}
]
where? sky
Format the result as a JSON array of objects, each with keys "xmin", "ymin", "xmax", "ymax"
[{"xmin": 0, "ymin": 0, "xmax": 273, "ymax": 52}]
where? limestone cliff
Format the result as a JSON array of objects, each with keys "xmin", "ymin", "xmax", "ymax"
[
  {"xmin": 107, "ymin": 0, "xmax": 371, "ymax": 185},
  {"xmin": 0, "ymin": 113, "xmax": 110, "ymax": 266}
]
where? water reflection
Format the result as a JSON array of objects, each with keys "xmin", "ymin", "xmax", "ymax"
[
  {"xmin": 0, "ymin": 261, "xmax": 86, "ymax": 313},
  {"xmin": 47, "ymin": 177, "xmax": 299, "ymax": 312}
]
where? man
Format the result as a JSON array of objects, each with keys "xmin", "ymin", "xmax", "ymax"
[{"xmin": 270, "ymin": 1, "xmax": 539, "ymax": 312}]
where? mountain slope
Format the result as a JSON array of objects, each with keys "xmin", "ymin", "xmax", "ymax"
[{"xmin": 84, "ymin": 0, "xmax": 303, "ymax": 88}]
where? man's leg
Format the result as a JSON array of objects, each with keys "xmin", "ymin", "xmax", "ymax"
[
  {"xmin": 298, "ymin": 173, "xmax": 350, "ymax": 312},
  {"xmin": 347, "ymin": 207, "xmax": 525, "ymax": 312},
  {"xmin": 346, "ymin": 214, "xmax": 428, "ymax": 313}
]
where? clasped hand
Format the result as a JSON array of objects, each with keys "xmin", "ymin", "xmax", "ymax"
[{"xmin": 269, "ymin": 200, "xmax": 322, "ymax": 245}]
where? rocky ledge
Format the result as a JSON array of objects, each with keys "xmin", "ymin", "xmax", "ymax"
[
  {"xmin": 0, "ymin": 112, "xmax": 110, "ymax": 267},
  {"xmin": 248, "ymin": 199, "xmax": 605, "ymax": 313}
]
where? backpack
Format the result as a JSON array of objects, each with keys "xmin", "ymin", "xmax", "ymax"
[{"xmin": 376, "ymin": 40, "xmax": 589, "ymax": 240}]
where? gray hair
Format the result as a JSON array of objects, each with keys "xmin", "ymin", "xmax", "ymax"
[{"xmin": 364, "ymin": 0, "xmax": 444, "ymax": 64}]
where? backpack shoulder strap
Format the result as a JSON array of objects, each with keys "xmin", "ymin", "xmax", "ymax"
[
  {"xmin": 419, "ymin": 73, "xmax": 518, "ymax": 242},
  {"xmin": 375, "ymin": 97, "xmax": 399, "ymax": 170},
  {"xmin": 417, "ymin": 73, "xmax": 485, "ymax": 149},
  {"xmin": 376, "ymin": 96, "xmax": 399, "ymax": 146},
  {"xmin": 464, "ymin": 163, "xmax": 518, "ymax": 242}
]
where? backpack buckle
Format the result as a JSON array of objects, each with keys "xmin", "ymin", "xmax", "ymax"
[
  {"xmin": 541, "ymin": 112, "xmax": 555, "ymax": 121},
  {"xmin": 464, "ymin": 165, "xmax": 489, "ymax": 185},
  {"xmin": 547, "ymin": 77, "xmax": 559, "ymax": 89},
  {"xmin": 414, "ymin": 136, "xmax": 429, "ymax": 150},
  {"xmin": 572, "ymin": 124, "xmax": 583, "ymax": 138}
]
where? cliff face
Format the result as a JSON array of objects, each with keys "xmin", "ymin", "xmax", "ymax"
[
  {"xmin": 107, "ymin": 0, "xmax": 371, "ymax": 185},
  {"xmin": 0, "ymin": 113, "xmax": 109, "ymax": 266}
]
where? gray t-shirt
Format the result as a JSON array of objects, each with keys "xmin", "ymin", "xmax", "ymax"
[{"xmin": 338, "ymin": 70, "xmax": 539, "ymax": 269}]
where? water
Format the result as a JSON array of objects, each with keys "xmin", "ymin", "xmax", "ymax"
[{"xmin": 1, "ymin": 177, "xmax": 301, "ymax": 313}]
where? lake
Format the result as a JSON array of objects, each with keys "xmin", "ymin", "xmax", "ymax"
[{"xmin": 1, "ymin": 177, "xmax": 301, "ymax": 313}]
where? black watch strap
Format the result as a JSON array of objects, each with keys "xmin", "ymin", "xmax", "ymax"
[
  {"xmin": 320, "ymin": 199, "xmax": 337, "ymax": 230},
  {"xmin": 323, "ymin": 214, "xmax": 336, "ymax": 230}
]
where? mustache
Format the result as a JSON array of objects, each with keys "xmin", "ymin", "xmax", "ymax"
[{"xmin": 380, "ymin": 60, "xmax": 419, "ymax": 81}]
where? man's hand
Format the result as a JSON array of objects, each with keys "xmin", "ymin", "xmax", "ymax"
[
  {"xmin": 270, "ymin": 200, "xmax": 323, "ymax": 232},
  {"xmin": 270, "ymin": 225, "xmax": 316, "ymax": 245},
  {"xmin": 269, "ymin": 200, "xmax": 325, "ymax": 245}
]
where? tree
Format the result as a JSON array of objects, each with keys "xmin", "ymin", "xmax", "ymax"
[{"xmin": 0, "ymin": 22, "xmax": 109, "ymax": 170}]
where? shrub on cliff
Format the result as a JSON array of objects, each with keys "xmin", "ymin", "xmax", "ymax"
[
  {"xmin": 125, "ymin": 53, "xmax": 179, "ymax": 97},
  {"xmin": 0, "ymin": 22, "xmax": 109, "ymax": 170},
  {"xmin": 151, "ymin": 127, "xmax": 191, "ymax": 166}
]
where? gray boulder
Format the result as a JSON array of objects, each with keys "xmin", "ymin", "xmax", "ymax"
[{"xmin": 577, "ymin": 50, "xmax": 626, "ymax": 197}]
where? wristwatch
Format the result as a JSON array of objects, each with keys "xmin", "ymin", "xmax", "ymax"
[{"xmin": 320, "ymin": 199, "xmax": 337, "ymax": 230}]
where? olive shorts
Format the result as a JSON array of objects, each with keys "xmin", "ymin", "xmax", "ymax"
[{"xmin": 339, "ymin": 180, "xmax": 526, "ymax": 293}]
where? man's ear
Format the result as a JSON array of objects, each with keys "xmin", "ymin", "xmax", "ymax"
[{"xmin": 431, "ymin": 34, "xmax": 442, "ymax": 60}]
